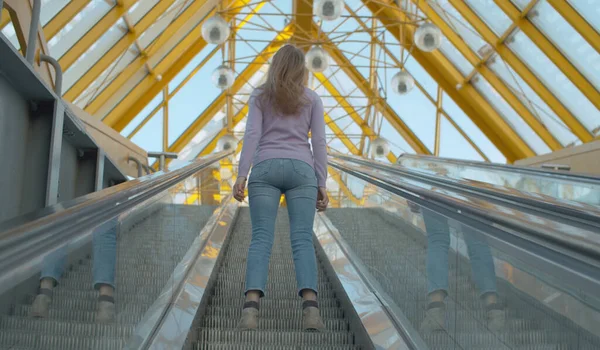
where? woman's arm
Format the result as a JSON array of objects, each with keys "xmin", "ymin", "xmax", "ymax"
[
  {"xmin": 310, "ymin": 95, "xmax": 328, "ymax": 188},
  {"xmin": 238, "ymin": 95, "xmax": 263, "ymax": 179}
]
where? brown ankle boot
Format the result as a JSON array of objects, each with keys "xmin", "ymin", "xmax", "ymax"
[
  {"xmin": 238, "ymin": 301, "xmax": 259, "ymax": 330},
  {"xmin": 302, "ymin": 300, "xmax": 325, "ymax": 331}
]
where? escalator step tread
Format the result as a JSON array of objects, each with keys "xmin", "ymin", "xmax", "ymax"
[
  {"xmin": 201, "ymin": 316, "xmax": 349, "ymax": 331},
  {"xmin": 195, "ymin": 343, "xmax": 361, "ymax": 350},
  {"xmin": 197, "ymin": 329, "xmax": 354, "ymax": 345}
]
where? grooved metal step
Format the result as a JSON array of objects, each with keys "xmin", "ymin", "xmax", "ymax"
[
  {"xmin": 1, "ymin": 205, "xmax": 216, "ymax": 350},
  {"xmin": 191, "ymin": 208, "xmax": 358, "ymax": 349}
]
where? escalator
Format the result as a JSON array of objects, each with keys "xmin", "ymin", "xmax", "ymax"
[
  {"xmin": 1, "ymin": 152, "xmax": 599, "ymax": 350},
  {"xmin": 326, "ymin": 208, "xmax": 600, "ymax": 350},
  {"xmin": 192, "ymin": 208, "xmax": 358, "ymax": 349},
  {"xmin": 0, "ymin": 204, "xmax": 216, "ymax": 349}
]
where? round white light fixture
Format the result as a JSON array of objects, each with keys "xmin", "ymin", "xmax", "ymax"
[
  {"xmin": 371, "ymin": 137, "xmax": 390, "ymax": 158},
  {"xmin": 391, "ymin": 71, "xmax": 415, "ymax": 95},
  {"xmin": 414, "ymin": 23, "xmax": 443, "ymax": 52},
  {"xmin": 202, "ymin": 15, "xmax": 230, "ymax": 45},
  {"xmin": 315, "ymin": 0, "xmax": 344, "ymax": 21},
  {"xmin": 218, "ymin": 134, "xmax": 238, "ymax": 152},
  {"xmin": 306, "ymin": 46, "xmax": 329, "ymax": 73},
  {"xmin": 212, "ymin": 65, "xmax": 234, "ymax": 89}
]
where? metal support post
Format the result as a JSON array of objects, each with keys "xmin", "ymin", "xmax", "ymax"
[
  {"xmin": 127, "ymin": 156, "xmax": 144, "ymax": 177},
  {"xmin": 46, "ymin": 100, "xmax": 65, "ymax": 206},
  {"xmin": 39, "ymin": 54, "xmax": 63, "ymax": 95},
  {"xmin": 26, "ymin": 0, "xmax": 42, "ymax": 64},
  {"xmin": 434, "ymin": 86, "xmax": 443, "ymax": 156},
  {"xmin": 148, "ymin": 152, "xmax": 178, "ymax": 171},
  {"xmin": 95, "ymin": 150, "xmax": 105, "ymax": 191},
  {"xmin": 163, "ymin": 87, "xmax": 168, "ymax": 151}
]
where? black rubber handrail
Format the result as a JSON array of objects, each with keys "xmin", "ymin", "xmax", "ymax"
[
  {"xmin": 328, "ymin": 157, "xmax": 600, "ymax": 301},
  {"xmin": 0, "ymin": 151, "xmax": 233, "ymax": 291},
  {"xmin": 332, "ymin": 154, "xmax": 600, "ymax": 230},
  {"xmin": 397, "ymin": 153, "xmax": 600, "ymax": 184}
]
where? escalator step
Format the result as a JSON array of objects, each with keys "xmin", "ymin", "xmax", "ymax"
[
  {"xmin": 13, "ymin": 305, "xmax": 142, "ymax": 324},
  {"xmin": 0, "ymin": 331, "xmax": 126, "ymax": 350},
  {"xmin": 0, "ymin": 316, "xmax": 134, "ymax": 337},
  {"xmin": 197, "ymin": 329, "xmax": 354, "ymax": 345},
  {"xmin": 204, "ymin": 306, "xmax": 345, "ymax": 320},
  {"xmin": 195, "ymin": 343, "xmax": 361, "ymax": 350},
  {"xmin": 202, "ymin": 316, "xmax": 349, "ymax": 331},
  {"xmin": 209, "ymin": 296, "xmax": 338, "ymax": 309}
]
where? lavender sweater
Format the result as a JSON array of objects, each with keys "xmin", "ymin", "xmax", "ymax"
[{"xmin": 238, "ymin": 87, "xmax": 328, "ymax": 188}]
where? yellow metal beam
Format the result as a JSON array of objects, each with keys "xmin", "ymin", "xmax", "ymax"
[
  {"xmin": 60, "ymin": 0, "xmax": 136, "ymax": 74},
  {"xmin": 363, "ymin": 1, "xmax": 532, "ymax": 162},
  {"xmin": 293, "ymin": 0, "xmax": 313, "ymax": 49},
  {"xmin": 448, "ymin": 0, "xmax": 592, "ymax": 143},
  {"xmin": 548, "ymin": 0, "xmax": 600, "ymax": 54},
  {"xmin": 411, "ymin": 0, "xmax": 561, "ymax": 151},
  {"xmin": 168, "ymin": 26, "xmax": 293, "ymax": 156},
  {"xmin": 494, "ymin": 0, "xmax": 600, "ymax": 112},
  {"xmin": 318, "ymin": 28, "xmax": 431, "ymax": 155},
  {"xmin": 324, "ymin": 113, "xmax": 360, "ymax": 156},
  {"xmin": 44, "ymin": 0, "xmax": 91, "ymax": 40},
  {"xmin": 63, "ymin": 0, "xmax": 176, "ymax": 100},
  {"xmin": 0, "ymin": 8, "xmax": 10, "ymax": 30},
  {"xmin": 100, "ymin": 0, "xmax": 265, "ymax": 131},
  {"xmin": 314, "ymin": 73, "xmax": 397, "ymax": 163},
  {"xmin": 83, "ymin": 0, "xmax": 219, "ymax": 117}
]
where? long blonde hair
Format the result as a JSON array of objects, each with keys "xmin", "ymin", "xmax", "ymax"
[{"xmin": 257, "ymin": 45, "xmax": 308, "ymax": 116}]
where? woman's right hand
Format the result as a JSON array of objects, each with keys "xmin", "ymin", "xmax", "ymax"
[{"xmin": 317, "ymin": 187, "xmax": 329, "ymax": 211}]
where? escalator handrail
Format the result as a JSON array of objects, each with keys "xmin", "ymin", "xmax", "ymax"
[
  {"xmin": 397, "ymin": 153, "xmax": 600, "ymax": 184},
  {"xmin": 0, "ymin": 151, "xmax": 232, "ymax": 289},
  {"xmin": 330, "ymin": 156, "xmax": 600, "ymax": 258},
  {"xmin": 329, "ymin": 158, "xmax": 600, "ymax": 304},
  {"xmin": 332, "ymin": 154, "xmax": 600, "ymax": 228}
]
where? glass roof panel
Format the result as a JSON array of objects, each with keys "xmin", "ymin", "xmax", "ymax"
[
  {"xmin": 403, "ymin": 55, "xmax": 438, "ymax": 99},
  {"xmin": 438, "ymin": 34, "xmax": 474, "ymax": 76},
  {"xmin": 169, "ymin": 46, "xmax": 217, "ymax": 91},
  {"xmin": 48, "ymin": 1, "xmax": 113, "ymax": 58},
  {"xmin": 386, "ymin": 81, "xmax": 437, "ymax": 153},
  {"xmin": 472, "ymin": 74, "xmax": 551, "ymax": 155},
  {"xmin": 63, "ymin": 19, "xmax": 127, "ymax": 91},
  {"xmin": 487, "ymin": 54, "xmax": 579, "ymax": 146},
  {"xmin": 507, "ymin": 30, "xmax": 600, "ymax": 132},
  {"xmin": 72, "ymin": 46, "xmax": 138, "ymax": 108},
  {"xmin": 379, "ymin": 118, "xmax": 416, "ymax": 155},
  {"xmin": 41, "ymin": 0, "xmax": 70, "ymax": 26},
  {"xmin": 442, "ymin": 92, "xmax": 506, "ymax": 163},
  {"xmin": 1, "ymin": 22, "xmax": 20, "ymax": 51},
  {"xmin": 430, "ymin": 0, "xmax": 490, "ymax": 57},
  {"xmin": 129, "ymin": 0, "xmax": 161, "ymax": 24},
  {"xmin": 510, "ymin": 0, "xmax": 531, "ymax": 10},
  {"xmin": 567, "ymin": 0, "xmax": 600, "ymax": 32},
  {"xmin": 464, "ymin": 0, "xmax": 513, "ymax": 36},
  {"xmin": 439, "ymin": 117, "xmax": 485, "ymax": 161},
  {"xmin": 131, "ymin": 109, "xmax": 163, "ymax": 161},
  {"xmin": 529, "ymin": 0, "xmax": 600, "ymax": 91},
  {"xmin": 168, "ymin": 52, "xmax": 224, "ymax": 144},
  {"xmin": 121, "ymin": 93, "xmax": 164, "ymax": 137}
]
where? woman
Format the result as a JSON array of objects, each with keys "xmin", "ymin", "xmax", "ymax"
[{"xmin": 233, "ymin": 45, "xmax": 329, "ymax": 331}]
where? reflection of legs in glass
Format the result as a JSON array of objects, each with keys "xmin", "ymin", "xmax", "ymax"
[
  {"xmin": 241, "ymin": 182, "xmax": 280, "ymax": 330},
  {"xmin": 463, "ymin": 227, "xmax": 505, "ymax": 331},
  {"xmin": 30, "ymin": 220, "xmax": 118, "ymax": 322},
  {"xmin": 421, "ymin": 209, "xmax": 450, "ymax": 332}
]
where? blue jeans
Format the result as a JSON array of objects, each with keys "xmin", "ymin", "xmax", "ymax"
[
  {"xmin": 245, "ymin": 158, "xmax": 319, "ymax": 297},
  {"xmin": 41, "ymin": 218, "xmax": 117, "ymax": 290},
  {"xmin": 423, "ymin": 209, "xmax": 497, "ymax": 298}
]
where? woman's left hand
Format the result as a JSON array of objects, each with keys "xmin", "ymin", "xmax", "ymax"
[{"xmin": 234, "ymin": 177, "xmax": 247, "ymax": 202}]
